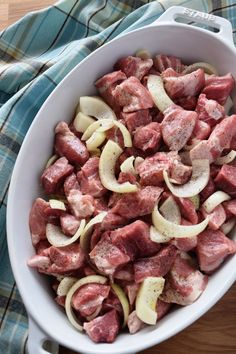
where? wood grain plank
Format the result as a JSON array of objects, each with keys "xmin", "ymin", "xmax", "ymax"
[{"xmin": 1, "ymin": 1, "xmax": 236, "ymax": 353}]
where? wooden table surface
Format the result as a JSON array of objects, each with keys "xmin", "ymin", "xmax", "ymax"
[{"xmin": 1, "ymin": 1, "xmax": 236, "ymax": 353}]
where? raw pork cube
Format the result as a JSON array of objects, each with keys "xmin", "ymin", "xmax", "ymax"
[
  {"xmin": 115, "ymin": 55, "xmax": 153, "ymax": 80},
  {"xmin": 77, "ymin": 157, "xmax": 106, "ymax": 197},
  {"xmin": 196, "ymin": 229, "xmax": 236, "ymax": 273},
  {"xmin": 215, "ymin": 164, "xmax": 236, "ymax": 197},
  {"xmin": 160, "ymin": 253, "xmax": 208, "ymax": 305},
  {"xmin": 111, "ymin": 220, "xmax": 161, "ymax": 260},
  {"xmin": 202, "ymin": 73, "xmax": 234, "ymax": 105},
  {"xmin": 113, "ymin": 76, "xmax": 153, "ymax": 112},
  {"xmin": 41, "ymin": 157, "xmax": 73, "ymax": 194},
  {"xmin": 72, "ymin": 283, "xmax": 110, "ymax": 317},
  {"xmin": 83, "ymin": 309, "xmax": 120, "ymax": 343},
  {"xmin": 134, "ymin": 245, "xmax": 177, "ymax": 283},
  {"xmin": 55, "ymin": 122, "xmax": 89, "ymax": 165}
]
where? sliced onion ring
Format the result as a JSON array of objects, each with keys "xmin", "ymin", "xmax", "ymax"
[
  {"xmin": 57, "ymin": 277, "xmax": 78, "ymax": 296},
  {"xmin": 150, "ymin": 225, "xmax": 172, "ymax": 244},
  {"xmin": 160, "ymin": 196, "xmax": 181, "ymax": 225},
  {"xmin": 120, "ymin": 156, "xmax": 136, "ymax": 175},
  {"xmin": 111, "ymin": 283, "xmax": 130, "ymax": 327},
  {"xmin": 152, "ymin": 202, "xmax": 209, "ymax": 238},
  {"xmin": 163, "ymin": 159, "xmax": 210, "ymax": 198},
  {"xmin": 220, "ymin": 218, "xmax": 236, "ymax": 235},
  {"xmin": 135, "ymin": 49, "xmax": 151, "ymax": 59},
  {"xmin": 82, "ymin": 119, "xmax": 114, "ymax": 140},
  {"xmin": 99, "ymin": 140, "xmax": 138, "ymax": 193},
  {"xmin": 134, "ymin": 156, "xmax": 144, "ymax": 171},
  {"xmin": 136, "ymin": 277, "xmax": 165, "ymax": 325},
  {"xmin": 49, "ymin": 199, "xmax": 66, "ymax": 211},
  {"xmin": 151, "ymin": 196, "xmax": 181, "ymax": 243},
  {"xmin": 45, "ymin": 154, "xmax": 58, "ymax": 168},
  {"xmin": 215, "ymin": 150, "xmax": 236, "ymax": 165},
  {"xmin": 82, "ymin": 119, "xmax": 132, "ymax": 147},
  {"xmin": 46, "ymin": 220, "xmax": 86, "ymax": 247},
  {"xmin": 202, "ymin": 191, "xmax": 231, "ymax": 213},
  {"xmin": 80, "ymin": 96, "xmax": 117, "ymax": 120},
  {"xmin": 147, "ymin": 75, "xmax": 174, "ymax": 113},
  {"xmin": 80, "ymin": 212, "xmax": 107, "ymax": 253},
  {"xmin": 65, "ymin": 275, "xmax": 108, "ymax": 331},
  {"xmin": 73, "ymin": 112, "xmax": 95, "ymax": 133},
  {"xmin": 183, "ymin": 62, "xmax": 218, "ymax": 75},
  {"xmin": 86, "ymin": 131, "xmax": 106, "ymax": 151}
]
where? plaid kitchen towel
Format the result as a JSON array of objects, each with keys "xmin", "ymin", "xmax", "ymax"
[{"xmin": 1, "ymin": 0, "xmax": 236, "ymax": 353}]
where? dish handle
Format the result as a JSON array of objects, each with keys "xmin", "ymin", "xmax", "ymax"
[
  {"xmin": 27, "ymin": 316, "xmax": 59, "ymax": 354},
  {"xmin": 150, "ymin": 5, "xmax": 234, "ymax": 46}
]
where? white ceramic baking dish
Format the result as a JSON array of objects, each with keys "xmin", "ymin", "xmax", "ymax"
[{"xmin": 7, "ymin": 6, "xmax": 236, "ymax": 354}]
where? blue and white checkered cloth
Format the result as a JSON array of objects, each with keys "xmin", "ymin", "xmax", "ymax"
[{"xmin": 1, "ymin": 0, "xmax": 236, "ymax": 352}]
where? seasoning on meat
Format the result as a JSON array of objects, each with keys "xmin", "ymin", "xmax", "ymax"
[
  {"xmin": 120, "ymin": 109, "xmax": 152, "ymax": 133},
  {"xmin": 134, "ymin": 245, "xmax": 177, "ymax": 283},
  {"xmin": 163, "ymin": 69, "xmax": 205, "ymax": 99},
  {"xmin": 112, "ymin": 186, "xmax": 163, "ymax": 218},
  {"xmin": 161, "ymin": 105, "xmax": 197, "ymax": 151},
  {"xmin": 111, "ymin": 220, "xmax": 161, "ymax": 260},
  {"xmin": 113, "ymin": 76, "xmax": 153, "ymax": 112},
  {"xmin": 160, "ymin": 253, "xmax": 208, "ymax": 305},
  {"xmin": 115, "ymin": 55, "xmax": 153, "ymax": 81},
  {"xmin": 77, "ymin": 157, "xmax": 106, "ymax": 197},
  {"xmin": 133, "ymin": 122, "xmax": 161, "ymax": 152}
]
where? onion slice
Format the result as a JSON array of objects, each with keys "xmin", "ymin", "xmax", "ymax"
[
  {"xmin": 120, "ymin": 156, "xmax": 136, "ymax": 175},
  {"xmin": 221, "ymin": 218, "xmax": 236, "ymax": 235},
  {"xmin": 86, "ymin": 131, "xmax": 106, "ymax": 151},
  {"xmin": 150, "ymin": 225, "xmax": 172, "ymax": 243},
  {"xmin": 99, "ymin": 140, "xmax": 138, "ymax": 193},
  {"xmin": 73, "ymin": 112, "xmax": 95, "ymax": 133},
  {"xmin": 80, "ymin": 96, "xmax": 117, "ymax": 120},
  {"xmin": 136, "ymin": 277, "xmax": 165, "ymax": 325},
  {"xmin": 82, "ymin": 119, "xmax": 132, "ymax": 147},
  {"xmin": 152, "ymin": 202, "xmax": 209, "ymax": 238},
  {"xmin": 163, "ymin": 159, "xmax": 210, "ymax": 198},
  {"xmin": 135, "ymin": 49, "xmax": 151, "ymax": 59},
  {"xmin": 82, "ymin": 119, "xmax": 114, "ymax": 140},
  {"xmin": 183, "ymin": 62, "xmax": 218, "ymax": 75},
  {"xmin": 57, "ymin": 277, "xmax": 78, "ymax": 296},
  {"xmin": 111, "ymin": 284, "xmax": 130, "ymax": 327},
  {"xmin": 147, "ymin": 75, "xmax": 174, "ymax": 113},
  {"xmin": 80, "ymin": 212, "xmax": 107, "ymax": 253},
  {"xmin": 215, "ymin": 150, "xmax": 236, "ymax": 165},
  {"xmin": 202, "ymin": 191, "xmax": 231, "ymax": 213},
  {"xmin": 65, "ymin": 275, "xmax": 107, "ymax": 331},
  {"xmin": 49, "ymin": 199, "xmax": 66, "ymax": 211},
  {"xmin": 46, "ymin": 220, "xmax": 86, "ymax": 247},
  {"xmin": 151, "ymin": 196, "xmax": 181, "ymax": 243}
]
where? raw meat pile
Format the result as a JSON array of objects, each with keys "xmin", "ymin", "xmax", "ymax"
[{"xmin": 28, "ymin": 53, "xmax": 236, "ymax": 343}]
